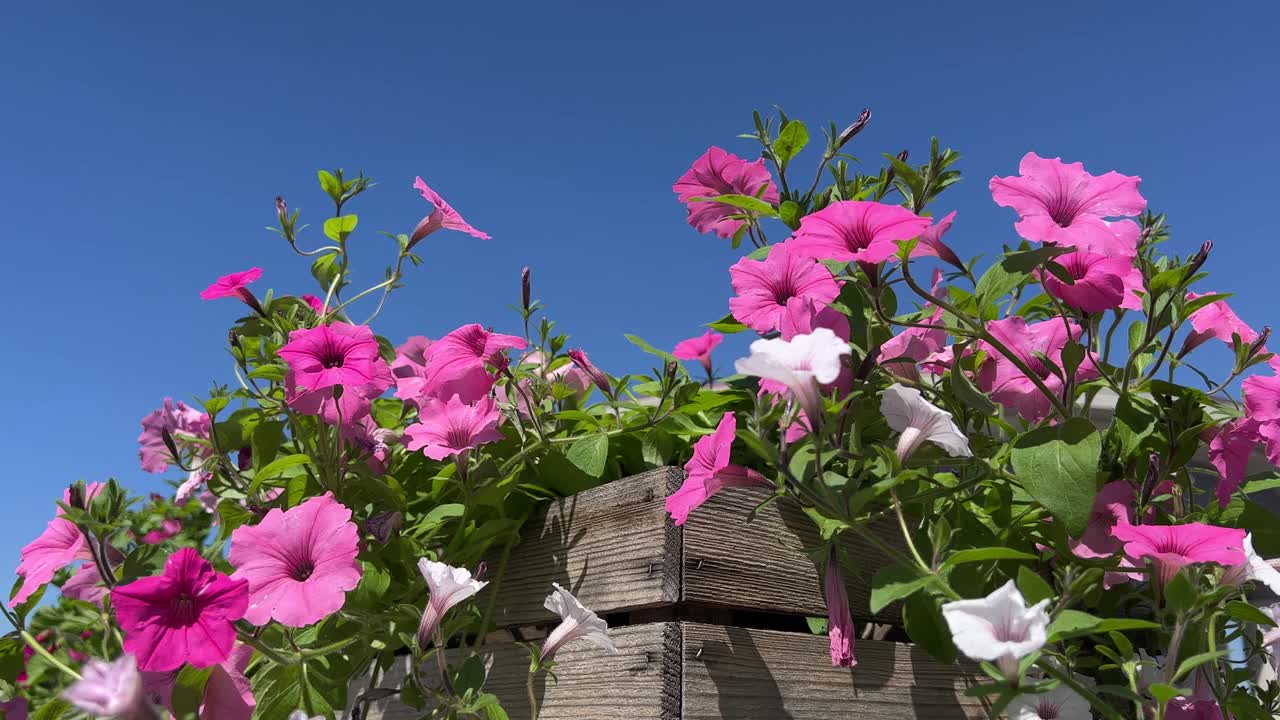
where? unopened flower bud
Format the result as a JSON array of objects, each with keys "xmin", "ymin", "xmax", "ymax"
[
  {"xmin": 664, "ymin": 360, "xmax": 679, "ymax": 386},
  {"xmin": 1139, "ymin": 454, "xmax": 1161, "ymax": 510},
  {"xmin": 885, "ymin": 150, "xmax": 908, "ymax": 185},
  {"xmin": 1251, "ymin": 327, "xmax": 1273, "ymax": 358},
  {"xmin": 161, "ymin": 428, "xmax": 182, "ymax": 467},
  {"xmin": 896, "ymin": 150, "xmax": 909, "ymax": 163},
  {"xmin": 275, "ymin": 196, "xmax": 288, "ymax": 221},
  {"xmin": 1188, "ymin": 240, "xmax": 1213, "ymax": 275},
  {"xmin": 67, "ymin": 483, "xmax": 86, "ymax": 511},
  {"xmin": 228, "ymin": 329, "xmax": 242, "ymax": 351},
  {"xmin": 568, "ymin": 349, "xmax": 613, "ymax": 398},
  {"xmin": 365, "ymin": 511, "xmax": 403, "ymax": 544},
  {"xmin": 835, "ymin": 109, "xmax": 871, "ymax": 149},
  {"xmin": 521, "ymin": 266, "xmax": 532, "ymax": 312}
]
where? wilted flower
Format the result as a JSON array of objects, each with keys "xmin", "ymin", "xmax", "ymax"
[
  {"xmin": 567, "ymin": 349, "xmax": 613, "ymax": 397},
  {"xmin": 540, "ymin": 583, "xmax": 616, "ymax": 662},
  {"xmin": 941, "ymin": 581, "xmax": 1050, "ymax": 678},
  {"xmin": 416, "ymin": 559, "xmax": 489, "ymax": 649},
  {"xmin": 734, "ymin": 328, "xmax": 851, "ymax": 421},
  {"xmin": 879, "ymin": 383, "xmax": 971, "ymax": 461},
  {"xmin": 911, "ymin": 211, "xmax": 966, "ymax": 271},
  {"xmin": 665, "ymin": 412, "xmax": 769, "ymax": 525},
  {"xmin": 824, "ymin": 549, "xmax": 856, "ymax": 668}
]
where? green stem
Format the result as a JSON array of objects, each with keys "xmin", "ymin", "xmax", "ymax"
[
  {"xmin": 299, "ymin": 636, "xmax": 358, "ymax": 658},
  {"xmin": 21, "ymin": 630, "xmax": 81, "ymax": 680},
  {"xmin": 1037, "ymin": 658, "xmax": 1125, "ymax": 720},
  {"xmin": 237, "ymin": 630, "xmax": 297, "ymax": 666},
  {"xmin": 526, "ymin": 667, "xmax": 540, "ymax": 720}
]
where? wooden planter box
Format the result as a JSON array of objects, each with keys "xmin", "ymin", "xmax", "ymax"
[{"xmin": 361, "ymin": 468, "xmax": 985, "ymax": 719}]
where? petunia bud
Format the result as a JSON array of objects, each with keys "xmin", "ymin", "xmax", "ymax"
[
  {"xmin": 160, "ymin": 428, "xmax": 182, "ymax": 468},
  {"xmin": 568, "ymin": 349, "xmax": 612, "ymax": 398},
  {"xmin": 228, "ymin": 329, "xmax": 242, "ymax": 351},
  {"xmin": 1139, "ymin": 453, "xmax": 1161, "ymax": 510},
  {"xmin": 237, "ymin": 447, "xmax": 252, "ymax": 472},
  {"xmin": 276, "ymin": 196, "xmax": 288, "ymax": 221},
  {"xmin": 896, "ymin": 149, "xmax": 909, "ymax": 163},
  {"xmin": 365, "ymin": 511, "xmax": 403, "ymax": 544},
  {"xmin": 521, "ymin": 266, "xmax": 532, "ymax": 312},
  {"xmin": 824, "ymin": 548, "xmax": 856, "ymax": 667},
  {"xmin": 1187, "ymin": 240, "xmax": 1213, "ymax": 275},
  {"xmin": 664, "ymin": 360, "xmax": 679, "ymax": 386},
  {"xmin": 68, "ymin": 483, "xmax": 86, "ymax": 511},
  {"xmin": 1250, "ymin": 326, "xmax": 1272, "ymax": 359},
  {"xmin": 835, "ymin": 109, "xmax": 871, "ymax": 150}
]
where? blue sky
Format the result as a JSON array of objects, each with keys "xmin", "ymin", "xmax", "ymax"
[{"xmin": 2, "ymin": 2, "xmax": 1278, "ymax": 585}]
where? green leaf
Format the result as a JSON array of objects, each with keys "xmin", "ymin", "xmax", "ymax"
[
  {"xmin": 774, "ymin": 120, "xmax": 810, "ymax": 162},
  {"xmin": 421, "ymin": 503, "xmax": 466, "ymax": 528},
  {"xmin": 323, "ymin": 214, "xmax": 359, "ymax": 242},
  {"xmin": 707, "ymin": 313, "xmax": 748, "ymax": 334},
  {"xmin": 1225, "ymin": 600, "xmax": 1276, "ymax": 627},
  {"xmin": 318, "ymin": 169, "xmax": 342, "ymax": 200},
  {"xmin": 311, "ymin": 253, "xmax": 342, "ymax": 291},
  {"xmin": 1010, "ymin": 418, "xmax": 1101, "ymax": 536},
  {"xmin": 687, "ymin": 193, "xmax": 778, "ymax": 217},
  {"xmin": 31, "ymin": 699, "xmax": 71, "ymax": 720},
  {"xmin": 903, "ymin": 592, "xmax": 956, "ymax": 664},
  {"xmin": 1173, "ymin": 650, "xmax": 1227, "ymax": 683},
  {"xmin": 779, "ymin": 200, "xmax": 801, "ymax": 229},
  {"xmin": 941, "ymin": 547, "xmax": 1037, "ymax": 568},
  {"xmin": 949, "ymin": 352, "xmax": 998, "ymax": 416},
  {"xmin": 348, "ymin": 562, "xmax": 392, "ymax": 609},
  {"xmin": 1148, "ymin": 683, "xmax": 1188, "ymax": 710},
  {"xmin": 1017, "ymin": 566, "xmax": 1056, "ymax": 606},
  {"xmin": 251, "ymin": 453, "xmax": 312, "ymax": 491},
  {"xmin": 172, "ymin": 665, "xmax": 215, "ymax": 718},
  {"xmin": 216, "ymin": 500, "xmax": 254, "ymax": 543},
  {"xmin": 566, "ymin": 434, "xmax": 609, "ymax": 478},
  {"xmin": 1165, "ymin": 572, "xmax": 1196, "ymax": 612},
  {"xmin": 869, "ymin": 565, "xmax": 930, "ymax": 613},
  {"xmin": 247, "ymin": 364, "xmax": 288, "ymax": 382},
  {"xmin": 1047, "ymin": 609, "xmax": 1160, "ymax": 641},
  {"xmin": 0, "ymin": 637, "xmax": 24, "ymax": 684},
  {"xmin": 624, "ymin": 334, "xmax": 678, "ymax": 364},
  {"xmin": 805, "ymin": 616, "xmax": 829, "ymax": 634},
  {"xmin": 251, "ymin": 420, "xmax": 286, "ymax": 471}
]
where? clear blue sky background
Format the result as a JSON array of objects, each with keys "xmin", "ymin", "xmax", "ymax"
[{"xmin": 2, "ymin": 3, "xmax": 1278, "ymax": 585}]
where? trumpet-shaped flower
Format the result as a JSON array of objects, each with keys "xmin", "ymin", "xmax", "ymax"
[
  {"xmin": 228, "ymin": 492, "xmax": 362, "ymax": 627},
  {"xmin": 140, "ymin": 519, "xmax": 182, "ymax": 545},
  {"xmin": 62, "ymin": 654, "xmax": 150, "ymax": 720},
  {"xmin": 672, "ymin": 146, "xmax": 779, "ymax": 238},
  {"xmin": 416, "ymin": 559, "xmax": 488, "ymax": 648},
  {"xmin": 1222, "ymin": 533, "xmax": 1280, "ymax": 594},
  {"xmin": 673, "ymin": 330, "xmax": 724, "ymax": 375},
  {"xmin": 824, "ymin": 550, "xmax": 856, "ymax": 668},
  {"xmin": 1208, "ymin": 418, "xmax": 1263, "ymax": 507},
  {"xmin": 879, "ymin": 384, "xmax": 971, "ymax": 461},
  {"xmin": 539, "ymin": 583, "xmax": 616, "ymax": 662},
  {"xmin": 1069, "ymin": 480, "xmax": 1138, "ymax": 559},
  {"xmin": 1184, "ymin": 292, "xmax": 1260, "ymax": 354},
  {"xmin": 976, "ymin": 316, "xmax": 1099, "ymax": 422},
  {"xmin": 941, "ymin": 581, "xmax": 1050, "ymax": 678},
  {"xmin": 1244, "ymin": 374, "xmax": 1280, "ymax": 424},
  {"xmin": 911, "ymin": 211, "xmax": 966, "ymax": 271},
  {"xmin": 421, "ymin": 324, "xmax": 525, "ymax": 403},
  {"xmin": 278, "ymin": 322, "xmax": 391, "ymax": 395},
  {"xmin": 567, "ymin": 349, "xmax": 612, "ymax": 396},
  {"xmin": 199, "ymin": 268, "xmax": 262, "ymax": 304},
  {"xmin": 1111, "ymin": 521, "xmax": 1245, "ymax": 586},
  {"xmin": 140, "ymin": 643, "xmax": 255, "ymax": 720},
  {"xmin": 1040, "ymin": 251, "xmax": 1138, "ymax": 313},
  {"xmin": 1009, "ymin": 683, "xmax": 1090, "ymax": 720},
  {"xmin": 411, "ymin": 176, "xmax": 491, "ymax": 244},
  {"xmin": 990, "ymin": 152, "xmax": 1146, "ymax": 256},
  {"xmin": 734, "ymin": 328, "xmax": 851, "ymax": 421},
  {"xmin": 111, "ymin": 548, "xmax": 248, "ymax": 671},
  {"xmin": 11, "ymin": 483, "xmax": 103, "ymax": 607},
  {"xmin": 403, "ymin": 396, "xmax": 505, "ymax": 461},
  {"xmin": 728, "ymin": 243, "xmax": 840, "ymax": 332},
  {"xmin": 138, "ymin": 399, "xmax": 210, "ymax": 473},
  {"xmin": 666, "ymin": 412, "xmax": 769, "ymax": 525},
  {"xmin": 787, "ymin": 200, "xmax": 932, "ymax": 264}
]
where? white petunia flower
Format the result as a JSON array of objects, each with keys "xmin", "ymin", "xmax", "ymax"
[
  {"xmin": 416, "ymin": 559, "xmax": 488, "ymax": 648},
  {"xmin": 734, "ymin": 328, "xmax": 850, "ymax": 421},
  {"xmin": 1009, "ymin": 682, "xmax": 1091, "ymax": 720},
  {"xmin": 941, "ymin": 580, "xmax": 1050, "ymax": 678},
  {"xmin": 540, "ymin": 583, "xmax": 616, "ymax": 662},
  {"xmin": 879, "ymin": 383, "xmax": 972, "ymax": 461}
]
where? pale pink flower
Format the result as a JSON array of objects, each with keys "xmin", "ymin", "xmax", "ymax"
[
  {"xmin": 278, "ymin": 322, "xmax": 391, "ymax": 394},
  {"xmin": 1009, "ymin": 683, "xmax": 1090, "ymax": 720},
  {"xmin": 343, "ymin": 416, "xmax": 398, "ymax": 474},
  {"xmin": 942, "ymin": 581, "xmax": 1050, "ymax": 678},
  {"xmin": 1223, "ymin": 534, "xmax": 1280, "ymax": 594},
  {"xmin": 673, "ymin": 330, "xmax": 724, "ymax": 376},
  {"xmin": 228, "ymin": 492, "xmax": 362, "ymax": 627},
  {"xmin": 778, "ymin": 296, "xmax": 851, "ymax": 342},
  {"xmin": 735, "ymin": 328, "xmax": 851, "ymax": 421},
  {"xmin": 416, "ymin": 559, "xmax": 488, "ymax": 648},
  {"xmin": 1040, "ymin": 251, "xmax": 1139, "ymax": 313},
  {"xmin": 824, "ymin": 550, "xmax": 856, "ymax": 668},
  {"xmin": 390, "ymin": 335, "xmax": 433, "ymax": 401},
  {"xmin": 728, "ymin": 243, "xmax": 840, "ymax": 332},
  {"xmin": 11, "ymin": 483, "xmax": 103, "ymax": 607},
  {"xmin": 1069, "ymin": 481, "xmax": 1138, "ymax": 559},
  {"xmin": 672, "ymin": 146, "xmax": 779, "ymax": 238},
  {"xmin": 1111, "ymin": 522, "xmax": 1245, "ymax": 586},
  {"xmin": 140, "ymin": 519, "xmax": 182, "ymax": 545},
  {"xmin": 403, "ymin": 396, "xmax": 505, "ymax": 461},
  {"xmin": 990, "ymin": 152, "xmax": 1145, "ymax": 256},
  {"xmin": 411, "ymin": 176, "xmax": 491, "ymax": 245},
  {"xmin": 539, "ymin": 583, "xmax": 616, "ymax": 662},
  {"xmin": 879, "ymin": 384, "xmax": 971, "ymax": 461},
  {"xmin": 63, "ymin": 562, "xmax": 111, "ymax": 606},
  {"xmin": 665, "ymin": 412, "xmax": 769, "ymax": 525},
  {"xmin": 422, "ymin": 324, "xmax": 525, "ymax": 404},
  {"xmin": 175, "ymin": 468, "xmax": 211, "ymax": 506},
  {"xmin": 111, "ymin": 548, "xmax": 248, "ymax": 671},
  {"xmin": 137, "ymin": 399, "xmax": 210, "ymax": 474},
  {"xmin": 787, "ymin": 200, "xmax": 932, "ymax": 264},
  {"xmin": 976, "ymin": 317, "xmax": 1099, "ymax": 422},
  {"xmin": 199, "ymin": 268, "xmax": 262, "ymax": 303},
  {"xmin": 62, "ymin": 654, "xmax": 151, "ymax": 720},
  {"xmin": 911, "ymin": 211, "xmax": 966, "ymax": 271}
]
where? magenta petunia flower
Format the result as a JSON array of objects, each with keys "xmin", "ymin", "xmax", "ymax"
[
  {"xmin": 391, "ymin": 335, "xmax": 433, "ymax": 392},
  {"xmin": 567, "ymin": 349, "xmax": 612, "ymax": 397},
  {"xmin": 200, "ymin": 268, "xmax": 262, "ymax": 303},
  {"xmin": 976, "ymin": 316, "xmax": 1100, "ymax": 422},
  {"xmin": 1069, "ymin": 480, "xmax": 1138, "ymax": 559},
  {"xmin": 228, "ymin": 492, "xmax": 361, "ymax": 627},
  {"xmin": 672, "ymin": 146, "xmax": 779, "ymax": 239},
  {"xmin": 403, "ymin": 396, "xmax": 505, "ymax": 461},
  {"xmin": 411, "ymin": 176, "xmax": 491, "ymax": 245},
  {"xmin": 728, "ymin": 243, "xmax": 840, "ymax": 333},
  {"xmin": 140, "ymin": 519, "xmax": 182, "ymax": 545},
  {"xmin": 1208, "ymin": 418, "xmax": 1263, "ymax": 508},
  {"xmin": 878, "ymin": 279, "xmax": 947, "ymax": 381},
  {"xmin": 137, "ymin": 398, "xmax": 211, "ymax": 474},
  {"xmin": 910, "ymin": 210, "xmax": 966, "ymax": 271},
  {"xmin": 1111, "ymin": 522, "xmax": 1246, "ymax": 586},
  {"xmin": 1039, "ymin": 251, "xmax": 1138, "ymax": 313},
  {"xmin": 301, "ymin": 294, "xmax": 324, "ymax": 314},
  {"xmin": 786, "ymin": 200, "xmax": 932, "ymax": 264},
  {"xmin": 990, "ymin": 152, "xmax": 1146, "ymax": 256},
  {"xmin": 277, "ymin": 322, "xmax": 391, "ymax": 394},
  {"xmin": 672, "ymin": 330, "xmax": 724, "ymax": 376},
  {"xmin": 11, "ymin": 483, "xmax": 103, "ymax": 607},
  {"xmin": 285, "ymin": 363, "xmax": 391, "ymax": 428},
  {"xmin": 665, "ymin": 412, "xmax": 769, "ymax": 525},
  {"xmin": 421, "ymin": 324, "xmax": 525, "ymax": 404},
  {"xmin": 1245, "ymin": 374, "xmax": 1280, "ymax": 424},
  {"xmin": 1184, "ymin": 292, "xmax": 1260, "ymax": 354},
  {"xmin": 111, "ymin": 547, "xmax": 248, "ymax": 671}
]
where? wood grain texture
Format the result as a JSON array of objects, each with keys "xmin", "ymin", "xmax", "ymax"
[
  {"xmin": 683, "ymin": 486, "xmax": 903, "ymax": 621},
  {"xmin": 359, "ymin": 622, "xmax": 682, "ymax": 720},
  {"xmin": 490, "ymin": 467, "xmax": 684, "ymax": 628},
  {"xmin": 681, "ymin": 623, "xmax": 986, "ymax": 720}
]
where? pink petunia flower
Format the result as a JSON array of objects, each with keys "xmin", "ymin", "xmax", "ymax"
[
  {"xmin": 390, "ymin": 335, "xmax": 433, "ymax": 393},
  {"xmin": 1111, "ymin": 522, "xmax": 1245, "ymax": 587},
  {"xmin": 672, "ymin": 146, "xmax": 779, "ymax": 239},
  {"xmin": 140, "ymin": 519, "xmax": 182, "ymax": 545},
  {"xmin": 665, "ymin": 412, "xmax": 769, "ymax": 525},
  {"xmin": 111, "ymin": 547, "xmax": 248, "ymax": 671},
  {"xmin": 1040, "ymin": 251, "xmax": 1139, "ymax": 314},
  {"xmin": 285, "ymin": 363, "xmax": 392, "ymax": 428},
  {"xmin": 786, "ymin": 200, "xmax": 932, "ymax": 264},
  {"xmin": 824, "ymin": 549, "xmax": 856, "ymax": 668},
  {"xmin": 672, "ymin": 330, "xmax": 724, "ymax": 377},
  {"xmin": 567, "ymin": 349, "xmax": 613, "ymax": 397},
  {"xmin": 343, "ymin": 416, "xmax": 398, "ymax": 475},
  {"xmin": 1208, "ymin": 418, "xmax": 1263, "ymax": 508},
  {"xmin": 200, "ymin": 268, "xmax": 263, "ymax": 306},
  {"xmin": 63, "ymin": 562, "xmax": 111, "ymax": 606},
  {"xmin": 228, "ymin": 493, "xmax": 361, "ymax": 627},
  {"xmin": 1244, "ymin": 374, "xmax": 1280, "ymax": 424},
  {"xmin": 301, "ymin": 294, "xmax": 324, "ymax": 314},
  {"xmin": 1069, "ymin": 480, "xmax": 1138, "ymax": 559},
  {"xmin": 728, "ymin": 243, "xmax": 840, "ymax": 333},
  {"xmin": 141, "ymin": 643, "xmax": 255, "ymax": 720},
  {"xmin": 910, "ymin": 210, "xmax": 966, "ymax": 271},
  {"xmin": 421, "ymin": 324, "xmax": 526, "ymax": 404},
  {"xmin": 990, "ymin": 152, "xmax": 1146, "ymax": 256},
  {"xmin": 403, "ymin": 395, "xmax": 505, "ymax": 461},
  {"xmin": 11, "ymin": 483, "xmax": 103, "ymax": 607},
  {"xmin": 976, "ymin": 317, "xmax": 1099, "ymax": 422},
  {"xmin": 1183, "ymin": 292, "xmax": 1260, "ymax": 356},
  {"xmin": 878, "ymin": 278, "xmax": 948, "ymax": 381},
  {"xmin": 137, "ymin": 399, "xmax": 211, "ymax": 474},
  {"xmin": 410, "ymin": 176, "xmax": 492, "ymax": 245},
  {"xmin": 278, "ymin": 322, "xmax": 391, "ymax": 395}
]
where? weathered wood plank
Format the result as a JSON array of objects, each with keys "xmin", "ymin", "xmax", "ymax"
[
  {"xmin": 683, "ymin": 487, "xmax": 903, "ymax": 622},
  {"xmin": 491, "ymin": 466, "xmax": 684, "ymax": 627},
  {"xmin": 360, "ymin": 623, "xmax": 682, "ymax": 720},
  {"xmin": 681, "ymin": 623, "xmax": 986, "ymax": 720}
]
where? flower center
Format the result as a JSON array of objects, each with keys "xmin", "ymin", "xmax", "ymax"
[
  {"xmin": 292, "ymin": 559, "xmax": 316, "ymax": 581},
  {"xmin": 170, "ymin": 592, "xmax": 199, "ymax": 625},
  {"xmin": 1045, "ymin": 190, "xmax": 1086, "ymax": 228},
  {"xmin": 1035, "ymin": 701, "xmax": 1060, "ymax": 719},
  {"xmin": 840, "ymin": 223, "xmax": 874, "ymax": 252}
]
